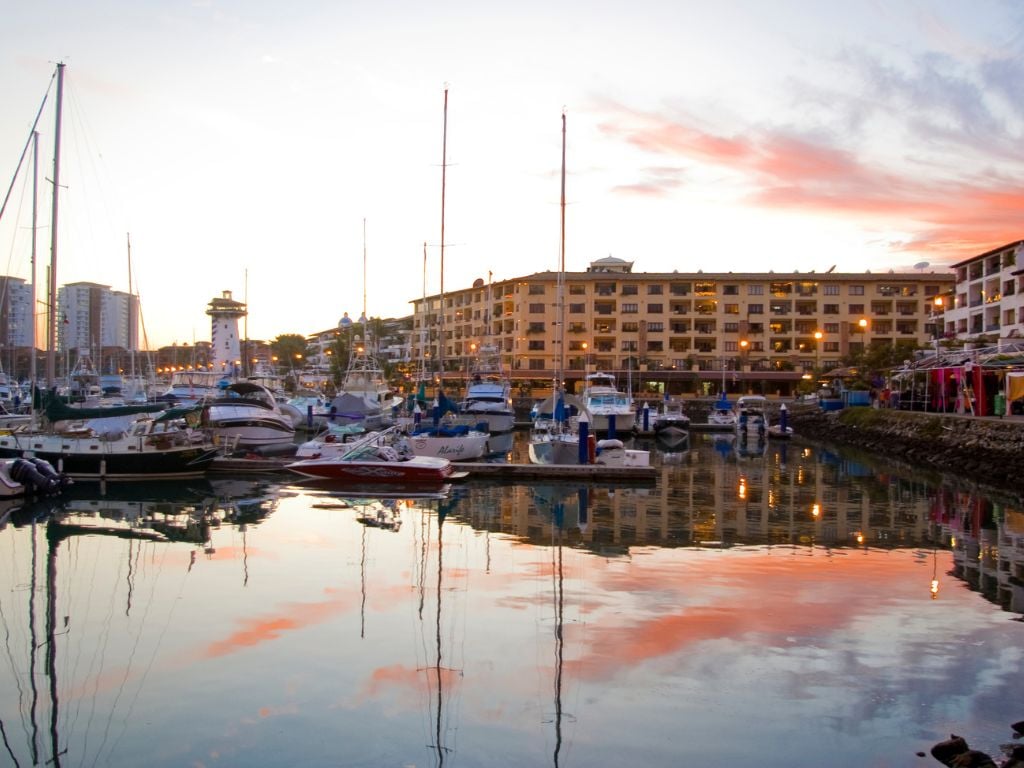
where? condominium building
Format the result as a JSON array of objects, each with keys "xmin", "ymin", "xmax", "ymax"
[
  {"xmin": 0, "ymin": 276, "xmax": 35, "ymax": 349},
  {"xmin": 411, "ymin": 257, "xmax": 955, "ymax": 395},
  {"xmin": 944, "ymin": 240, "xmax": 1024, "ymax": 341},
  {"xmin": 58, "ymin": 281, "xmax": 139, "ymax": 353}
]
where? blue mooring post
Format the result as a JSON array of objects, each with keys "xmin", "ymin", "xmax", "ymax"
[
  {"xmin": 608, "ymin": 414, "xmax": 617, "ymax": 440},
  {"xmin": 432, "ymin": 398, "xmax": 440, "ymax": 427},
  {"xmin": 642, "ymin": 402, "xmax": 650, "ymax": 432},
  {"xmin": 577, "ymin": 412, "xmax": 590, "ymax": 465},
  {"xmin": 306, "ymin": 405, "xmax": 313, "ymax": 430},
  {"xmin": 413, "ymin": 402, "xmax": 422, "ymax": 425},
  {"xmin": 779, "ymin": 403, "xmax": 788, "ymax": 433}
]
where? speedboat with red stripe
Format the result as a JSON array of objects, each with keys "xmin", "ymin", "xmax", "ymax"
[{"xmin": 286, "ymin": 427, "xmax": 461, "ymax": 485}]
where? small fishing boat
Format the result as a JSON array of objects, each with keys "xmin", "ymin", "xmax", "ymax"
[
  {"xmin": 705, "ymin": 394, "xmax": 738, "ymax": 430},
  {"xmin": 652, "ymin": 398, "xmax": 690, "ymax": 444},
  {"xmin": 734, "ymin": 394, "xmax": 770, "ymax": 437}
]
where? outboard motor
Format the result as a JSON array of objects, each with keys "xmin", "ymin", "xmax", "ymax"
[{"xmin": 8, "ymin": 457, "xmax": 71, "ymax": 495}]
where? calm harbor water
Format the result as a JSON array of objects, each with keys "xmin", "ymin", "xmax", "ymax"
[{"xmin": 1, "ymin": 433, "xmax": 1022, "ymax": 767}]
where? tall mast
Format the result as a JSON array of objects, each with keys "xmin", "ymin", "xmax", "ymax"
[
  {"xmin": 438, "ymin": 86, "xmax": 448, "ymax": 383},
  {"xmin": 46, "ymin": 62, "xmax": 65, "ymax": 388},
  {"xmin": 557, "ymin": 111, "xmax": 566, "ymax": 388},
  {"xmin": 30, "ymin": 131, "xmax": 38, "ymax": 388},
  {"xmin": 362, "ymin": 218, "xmax": 368, "ymax": 322},
  {"xmin": 127, "ymin": 233, "xmax": 136, "ymax": 379},
  {"xmin": 422, "ymin": 241, "xmax": 428, "ymax": 372}
]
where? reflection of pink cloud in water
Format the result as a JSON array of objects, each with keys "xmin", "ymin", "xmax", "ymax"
[
  {"xmin": 563, "ymin": 551, "xmax": 936, "ymax": 681},
  {"xmin": 199, "ymin": 594, "xmax": 352, "ymax": 659},
  {"xmin": 356, "ymin": 663, "xmax": 461, "ymax": 705}
]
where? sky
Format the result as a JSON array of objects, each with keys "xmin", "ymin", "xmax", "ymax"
[{"xmin": 1, "ymin": 0, "xmax": 1022, "ymax": 350}]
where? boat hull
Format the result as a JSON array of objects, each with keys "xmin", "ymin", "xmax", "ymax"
[
  {"xmin": 286, "ymin": 456, "xmax": 453, "ymax": 485},
  {"xmin": 454, "ymin": 409, "xmax": 516, "ymax": 434},
  {"xmin": 407, "ymin": 432, "xmax": 489, "ymax": 460},
  {"xmin": 0, "ymin": 434, "xmax": 218, "ymax": 480}
]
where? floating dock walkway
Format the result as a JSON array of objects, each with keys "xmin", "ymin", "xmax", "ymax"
[{"xmin": 210, "ymin": 455, "xmax": 657, "ymax": 482}]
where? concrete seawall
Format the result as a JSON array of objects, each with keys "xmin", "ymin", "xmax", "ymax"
[{"xmin": 787, "ymin": 405, "xmax": 1024, "ymax": 496}]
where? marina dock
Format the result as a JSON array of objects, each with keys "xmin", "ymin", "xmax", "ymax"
[{"xmin": 210, "ymin": 454, "xmax": 657, "ymax": 482}]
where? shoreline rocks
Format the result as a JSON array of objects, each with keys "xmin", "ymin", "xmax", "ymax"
[{"xmin": 786, "ymin": 406, "xmax": 1024, "ymax": 497}]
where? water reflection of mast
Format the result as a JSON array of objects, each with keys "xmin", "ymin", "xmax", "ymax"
[
  {"xmin": 433, "ymin": 506, "xmax": 446, "ymax": 765},
  {"xmin": 551, "ymin": 495, "xmax": 565, "ymax": 767},
  {"xmin": 45, "ymin": 525, "xmax": 66, "ymax": 767}
]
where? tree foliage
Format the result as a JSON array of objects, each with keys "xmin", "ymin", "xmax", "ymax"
[{"xmin": 270, "ymin": 334, "xmax": 309, "ymax": 369}]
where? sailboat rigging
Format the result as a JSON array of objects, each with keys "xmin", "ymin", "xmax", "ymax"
[
  {"xmin": 528, "ymin": 112, "xmax": 587, "ymax": 465},
  {"xmin": 408, "ymin": 87, "xmax": 489, "ymax": 461}
]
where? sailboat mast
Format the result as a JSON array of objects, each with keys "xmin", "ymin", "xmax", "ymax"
[
  {"xmin": 438, "ymin": 86, "xmax": 448, "ymax": 383},
  {"xmin": 556, "ymin": 111, "xmax": 566, "ymax": 388},
  {"xmin": 127, "ymin": 233, "xmax": 136, "ymax": 380},
  {"xmin": 422, "ymin": 241, "xmax": 428, "ymax": 373},
  {"xmin": 46, "ymin": 62, "xmax": 65, "ymax": 388},
  {"xmin": 30, "ymin": 131, "xmax": 38, "ymax": 388}
]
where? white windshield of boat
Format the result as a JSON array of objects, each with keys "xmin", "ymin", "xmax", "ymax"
[{"xmin": 590, "ymin": 395, "xmax": 628, "ymax": 407}]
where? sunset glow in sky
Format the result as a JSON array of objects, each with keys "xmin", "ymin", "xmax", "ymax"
[{"xmin": 2, "ymin": 1, "xmax": 1021, "ymax": 348}]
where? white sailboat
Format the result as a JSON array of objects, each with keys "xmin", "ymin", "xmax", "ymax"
[
  {"xmin": 408, "ymin": 87, "xmax": 489, "ymax": 461},
  {"xmin": 326, "ymin": 221, "xmax": 403, "ymax": 430},
  {"xmin": 529, "ymin": 112, "xmax": 584, "ymax": 466}
]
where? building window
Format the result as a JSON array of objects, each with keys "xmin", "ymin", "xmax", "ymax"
[
  {"xmin": 647, "ymin": 284, "xmax": 663, "ymax": 295},
  {"xmin": 724, "ymin": 322, "xmax": 739, "ymax": 332},
  {"xmin": 723, "ymin": 303, "xmax": 739, "ymax": 315},
  {"xmin": 529, "ymin": 303, "xmax": 545, "ymax": 313},
  {"xmin": 569, "ymin": 284, "xmax": 586, "ymax": 295},
  {"xmin": 647, "ymin": 321, "xmax": 664, "ymax": 332},
  {"xmin": 528, "ymin": 284, "xmax": 545, "ymax": 295},
  {"xmin": 722, "ymin": 285, "xmax": 739, "ymax": 295},
  {"xmin": 748, "ymin": 304, "xmax": 764, "ymax": 314},
  {"xmin": 568, "ymin": 303, "xmax": 585, "ymax": 314},
  {"xmin": 823, "ymin": 284, "xmax": 840, "ymax": 295},
  {"xmin": 849, "ymin": 304, "xmax": 864, "ymax": 315},
  {"xmin": 823, "ymin": 304, "xmax": 839, "ymax": 314},
  {"xmin": 622, "ymin": 322, "xmax": 639, "ymax": 332},
  {"xmin": 748, "ymin": 285, "xmax": 764, "ymax": 295},
  {"xmin": 528, "ymin": 340, "xmax": 545, "ymax": 350},
  {"xmin": 528, "ymin": 359, "xmax": 545, "ymax": 370},
  {"xmin": 527, "ymin": 322, "xmax": 546, "ymax": 334},
  {"xmin": 621, "ymin": 284, "xmax": 638, "ymax": 296},
  {"xmin": 647, "ymin": 303, "xmax": 663, "ymax": 313},
  {"xmin": 620, "ymin": 341, "xmax": 638, "ymax": 352},
  {"xmin": 695, "ymin": 281, "xmax": 716, "ymax": 295},
  {"xmin": 622, "ymin": 303, "xmax": 639, "ymax": 313},
  {"xmin": 849, "ymin": 285, "xmax": 864, "ymax": 296},
  {"xmin": 646, "ymin": 341, "xmax": 663, "ymax": 352}
]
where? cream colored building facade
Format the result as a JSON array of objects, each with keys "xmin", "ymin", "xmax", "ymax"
[{"xmin": 411, "ymin": 257, "xmax": 955, "ymax": 394}]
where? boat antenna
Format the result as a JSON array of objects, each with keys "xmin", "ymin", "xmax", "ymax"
[{"xmin": 46, "ymin": 62, "xmax": 65, "ymax": 388}]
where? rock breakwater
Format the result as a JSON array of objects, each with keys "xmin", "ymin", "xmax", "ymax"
[{"xmin": 787, "ymin": 405, "xmax": 1024, "ymax": 497}]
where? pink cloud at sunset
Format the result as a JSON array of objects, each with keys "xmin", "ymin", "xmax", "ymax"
[{"xmin": 596, "ymin": 102, "xmax": 1023, "ymax": 264}]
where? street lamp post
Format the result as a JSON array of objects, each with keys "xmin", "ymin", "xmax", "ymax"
[
  {"xmin": 813, "ymin": 330, "xmax": 823, "ymax": 373},
  {"xmin": 931, "ymin": 297, "xmax": 944, "ymax": 360}
]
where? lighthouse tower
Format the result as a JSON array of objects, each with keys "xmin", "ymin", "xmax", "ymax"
[{"xmin": 206, "ymin": 290, "xmax": 247, "ymax": 376}]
